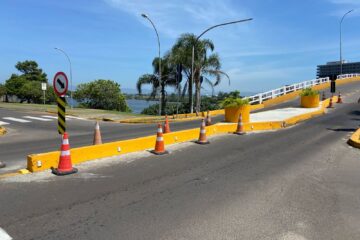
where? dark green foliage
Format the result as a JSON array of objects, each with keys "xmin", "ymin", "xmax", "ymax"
[
  {"xmin": 4, "ymin": 60, "xmax": 48, "ymax": 103},
  {"xmin": 74, "ymin": 79, "xmax": 131, "ymax": 112}
]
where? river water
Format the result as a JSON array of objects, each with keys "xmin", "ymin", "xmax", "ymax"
[{"xmin": 126, "ymin": 99, "xmax": 158, "ymax": 114}]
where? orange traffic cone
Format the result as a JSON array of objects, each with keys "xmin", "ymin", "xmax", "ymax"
[
  {"xmin": 328, "ymin": 95, "xmax": 334, "ymax": 108},
  {"xmin": 337, "ymin": 92, "xmax": 343, "ymax": 103},
  {"xmin": 234, "ymin": 113, "xmax": 246, "ymax": 135},
  {"xmin": 52, "ymin": 132, "xmax": 78, "ymax": 176},
  {"xmin": 93, "ymin": 121, "xmax": 102, "ymax": 145},
  {"xmin": 205, "ymin": 111, "xmax": 212, "ymax": 126},
  {"xmin": 322, "ymin": 92, "xmax": 326, "ymax": 101},
  {"xmin": 151, "ymin": 124, "xmax": 168, "ymax": 155},
  {"xmin": 163, "ymin": 115, "xmax": 171, "ymax": 133},
  {"xmin": 195, "ymin": 119, "xmax": 209, "ymax": 144}
]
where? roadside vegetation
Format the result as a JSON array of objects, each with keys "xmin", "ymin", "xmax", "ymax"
[
  {"xmin": 137, "ymin": 33, "xmax": 230, "ymax": 115},
  {"xmin": 1, "ymin": 60, "xmax": 131, "ymax": 114}
]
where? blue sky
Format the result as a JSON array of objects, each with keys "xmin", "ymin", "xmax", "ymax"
[{"xmin": 1, "ymin": 0, "xmax": 360, "ymax": 94}]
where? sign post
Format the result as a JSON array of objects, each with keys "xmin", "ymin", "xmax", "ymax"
[
  {"xmin": 53, "ymin": 72, "xmax": 69, "ymax": 134},
  {"xmin": 41, "ymin": 82, "xmax": 47, "ymax": 106}
]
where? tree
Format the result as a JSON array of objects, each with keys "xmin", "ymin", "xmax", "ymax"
[
  {"xmin": 15, "ymin": 60, "xmax": 47, "ymax": 82},
  {"xmin": 170, "ymin": 33, "xmax": 229, "ymax": 114},
  {"xmin": 74, "ymin": 79, "xmax": 130, "ymax": 112},
  {"xmin": 136, "ymin": 56, "xmax": 180, "ymax": 115},
  {"xmin": 0, "ymin": 83, "xmax": 6, "ymax": 100},
  {"xmin": 4, "ymin": 60, "xmax": 48, "ymax": 103}
]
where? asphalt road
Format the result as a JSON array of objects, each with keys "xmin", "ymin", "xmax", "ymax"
[
  {"xmin": 1, "ymin": 81, "xmax": 360, "ymax": 172},
  {"xmin": 1, "ymin": 84, "xmax": 360, "ymax": 239}
]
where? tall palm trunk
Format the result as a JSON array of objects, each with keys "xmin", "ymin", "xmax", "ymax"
[
  {"xmin": 161, "ymin": 83, "xmax": 166, "ymax": 115},
  {"xmin": 188, "ymin": 76, "xmax": 193, "ymax": 113},
  {"xmin": 194, "ymin": 70, "xmax": 201, "ymax": 115}
]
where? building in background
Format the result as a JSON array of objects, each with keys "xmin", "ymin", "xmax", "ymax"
[{"xmin": 317, "ymin": 60, "xmax": 360, "ymax": 80}]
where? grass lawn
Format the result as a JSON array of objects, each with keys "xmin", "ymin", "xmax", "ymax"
[{"xmin": 0, "ymin": 102, "xmax": 149, "ymax": 120}]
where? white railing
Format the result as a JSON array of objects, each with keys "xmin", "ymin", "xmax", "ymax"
[
  {"xmin": 247, "ymin": 73, "xmax": 360, "ymax": 105},
  {"xmin": 337, "ymin": 73, "xmax": 360, "ymax": 79}
]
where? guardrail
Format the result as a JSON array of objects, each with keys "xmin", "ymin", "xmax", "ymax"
[
  {"xmin": 247, "ymin": 73, "xmax": 360, "ymax": 104},
  {"xmin": 337, "ymin": 73, "xmax": 360, "ymax": 79}
]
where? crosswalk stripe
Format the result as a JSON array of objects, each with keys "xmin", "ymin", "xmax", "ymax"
[
  {"xmin": 0, "ymin": 227, "xmax": 12, "ymax": 240},
  {"xmin": 42, "ymin": 115, "xmax": 72, "ymax": 120},
  {"xmin": 3, "ymin": 117, "xmax": 31, "ymax": 123},
  {"xmin": 23, "ymin": 116, "xmax": 53, "ymax": 121},
  {"xmin": 66, "ymin": 116, "xmax": 86, "ymax": 120},
  {"xmin": 0, "ymin": 121, "xmax": 9, "ymax": 126}
]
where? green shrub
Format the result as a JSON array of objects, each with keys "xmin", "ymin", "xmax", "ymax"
[
  {"xmin": 220, "ymin": 97, "xmax": 249, "ymax": 108},
  {"xmin": 300, "ymin": 88, "xmax": 319, "ymax": 97}
]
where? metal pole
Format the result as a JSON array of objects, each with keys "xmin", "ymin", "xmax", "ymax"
[
  {"xmin": 191, "ymin": 45, "xmax": 195, "ymax": 114},
  {"xmin": 141, "ymin": 14, "xmax": 162, "ymax": 116},
  {"xmin": 54, "ymin": 47, "xmax": 73, "ymax": 109},
  {"xmin": 340, "ymin": 10, "xmax": 354, "ymax": 76},
  {"xmin": 191, "ymin": 18, "xmax": 253, "ymax": 113},
  {"xmin": 43, "ymin": 90, "xmax": 45, "ymax": 106}
]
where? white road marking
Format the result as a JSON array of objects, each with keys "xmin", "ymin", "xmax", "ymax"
[
  {"xmin": 2, "ymin": 117, "xmax": 31, "ymax": 123},
  {"xmin": 66, "ymin": 116, "xmax": 86, "ymax": 120},
  {"xmin": 0, "ymin": 227, "xmax": 12, "ymax": 240},
  {"xmin": 23, "ymin": 116, "xmax": 53, "ymax": 121},
  {"xmin": 0, "ymin": 121, "xmax": 9, "ymax": 126}
]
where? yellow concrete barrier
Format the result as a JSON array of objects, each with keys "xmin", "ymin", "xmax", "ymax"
[{"xmin": 348, "ymin": 128, "xmax": 360, "ymax": 148}]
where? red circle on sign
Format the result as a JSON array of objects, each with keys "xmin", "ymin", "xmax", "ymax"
[{"xmin": 53, "ymin": 72, "xmax": 69, "ymax": 96}]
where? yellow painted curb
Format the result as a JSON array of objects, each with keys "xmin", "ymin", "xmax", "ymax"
[
  {"xmin": 348, "ymin": 128, "xmax": 360, "ymax": 148},
  {"xmin": 0, "ymin": 127, "xmax": 7, "ymax": 136}
]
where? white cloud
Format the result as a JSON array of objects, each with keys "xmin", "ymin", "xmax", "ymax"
[{"xmin": 103, "ymin": 0, "xmax": 251, "ymax": 38}]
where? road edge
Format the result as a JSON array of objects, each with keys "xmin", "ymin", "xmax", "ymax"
[{"xmin": 348, "ymin": 128, "xmax": 360, "ymax": 148}]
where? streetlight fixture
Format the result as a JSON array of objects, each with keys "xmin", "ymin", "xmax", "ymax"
[
  {"xmin": 141, "ymin": 13, "xmax": 162, "ymax": 116},
  {"xmin": 54, "ymin": 47, "xmax": 73, "ymax": 109},
  {"xmin": 340, "ymin": 9, "xmax": 354, "ymax": 76},
  {"xmin": 191, "ymin": 18, "xmax": 253, "ymax": 114}
]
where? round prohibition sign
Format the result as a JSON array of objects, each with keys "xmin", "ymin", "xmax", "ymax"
[{"xmin": 53, "ymin": 72, "xmax": 69, "ymax": 96}]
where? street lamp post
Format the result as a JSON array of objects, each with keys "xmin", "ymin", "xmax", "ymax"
[
  {"xmin": 54, "ymin": 47, "xmax": 73, "ymax": 109},
  {"xmin": 141, "ymin": 13, "xmax": 162, "ymax": 116},
  {"xmin": 191, "ymin": 18, "xmax": 253, "ymax": 114},
  {"xmin": 340, "ymin": 9, "xmax": 354, "ymax": 76}
]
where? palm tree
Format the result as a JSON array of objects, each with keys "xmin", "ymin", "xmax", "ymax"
[
  {"xmin": 170, "ymin": 33, "xmax": 229, "ymax": 113},
  {"xmin": 137, "ymin": 55, "xmax": 180, "ymax": 115}
]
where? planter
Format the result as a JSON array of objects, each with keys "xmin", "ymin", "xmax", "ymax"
[
  {"xmin": 224, "ymin": 105, "xmax": 250, "ymax": 123},
  {"xmin": 301, "ymin": 95, "xmax": 319, "ymax": 108}
]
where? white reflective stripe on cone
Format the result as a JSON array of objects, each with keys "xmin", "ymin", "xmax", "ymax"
[
  {"xmin": 95, "ymin": 123, "xmax": 100, "ymax": 130},
  {"xmin": 157, "ymin": 137, "xmax": 163, "ymax": 141},
  {"xmin": 62, "ymin": 139, "xmax": 69, "ymax": 145},
  {"xmin": 61, "ymin": 150, "xmax": 70, "ymax": 156},
  {"xmin": 200, "ymin": 130, "xmax": 206, "ymax": 134},
  {"xmin": 0, "ymin": 227, "xmax": 12, "ymax": 240},
  {"xmin": 157, "ymin": 128, "xmax": 163, "ymax": 133}
]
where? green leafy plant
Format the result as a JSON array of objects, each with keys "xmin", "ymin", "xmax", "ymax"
[
  {"xmin": 299, "ymin": 88, "xmax": 319, "ymax": 97},
  {"xmin": 220, "ymin": 96, "xmax": 249, "ymax": 108}
]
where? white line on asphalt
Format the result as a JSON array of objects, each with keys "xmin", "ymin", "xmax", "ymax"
[
  {"xmin": 0, "ymin": 121, "xmax": 9, "ymax": 126},
  {"xmin": 42, "ymin": 115, "xmax": 73, "ymax": 120},
  {"xmin": 23, "ymin": 116, "xmax": 53, "ymax": 121},
  {"xmin": 2, "ymin": 117, "xmax": 31, "ymax": 123},
  {"xmin": 66, "ymin": 116, "xmax": 86, "ymax": 120},
  {"xmin": 0, "ymin": 227, "xmax": 12, "ymax": 240}
]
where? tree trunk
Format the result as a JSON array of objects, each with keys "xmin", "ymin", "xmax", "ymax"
[
  {"xmin": 161, "ymin": 83, "xmax": 166, "ymax": 115},
  {"xmin": 195, "ymin": 81, "xmax": 201, "ymax": 115},
  {"xmin": 188, "ymin": 76, "xmax": 193, "ymax": 113}
]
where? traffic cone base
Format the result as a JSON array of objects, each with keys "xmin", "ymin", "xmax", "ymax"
[
  {"xmin": 233, "ymin": 131, "xmax": 246, "ymax": 135},
  {"xmin": 150, "ymin": 150, "xmax": 169, "ymax": 155},
  {"xmin": 195, "ymin": 140, "xmax": 210, "ymax": 145},
  {"xmin": 52, "ymin": 167, "xmax": 78, "ymax": 176}
]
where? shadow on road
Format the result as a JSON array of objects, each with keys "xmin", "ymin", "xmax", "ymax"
[{"xmin": 327, "ymin": 128, "xmax": 357, "ymax": 132}]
